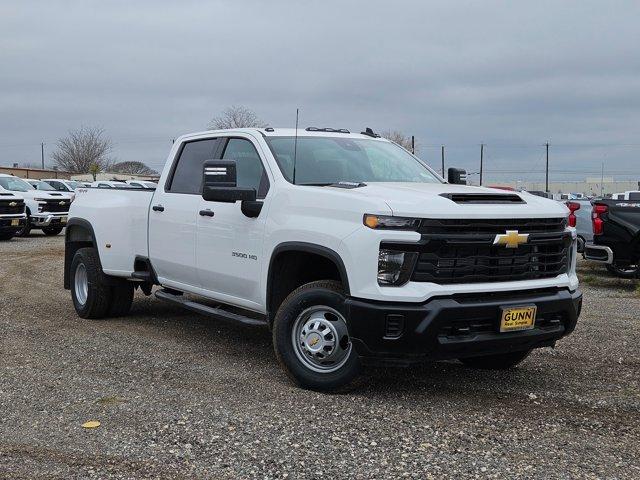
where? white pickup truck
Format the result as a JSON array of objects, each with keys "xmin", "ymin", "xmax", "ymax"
[
  {"xmin": 64, "ymin": 127, "xmax": 582, "ymax": 391},
  {"xmin": 0, "ymin": 190, "xmax": 27, "ymax": 240},
  {"xmin": 0, "ymin": 174, "xmax": 73, "ymax": 236}
]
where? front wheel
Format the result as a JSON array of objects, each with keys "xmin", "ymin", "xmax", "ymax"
[
  {"xmin": 42, "ymin": 226, "xmax": 64, "ymax": 236},
  {"xmin": 272, "ymin": 280, "xmax": 361, "ymax": 392},
  {"xmin": 459, "ymin": 349, "xmax": 531, "ymax": 370},
  {"xmin": 606, "ymin": 263, "xmax": 639, "ymax": 279},
  {"xmin": 15, "ymin": 216, "xmax": 31, "ymax": 237}
]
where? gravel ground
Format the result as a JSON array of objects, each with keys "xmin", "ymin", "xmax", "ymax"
[{"xmin": 1, "ymin": 233, "xmax": 639, "ymax": 479}]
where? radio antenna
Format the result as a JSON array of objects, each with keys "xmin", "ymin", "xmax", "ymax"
[{"xmin": 292, "ymin": 108, "xmax": 299, "ymax": 184}]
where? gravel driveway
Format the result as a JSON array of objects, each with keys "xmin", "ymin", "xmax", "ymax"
[{"xmin": 1, "ymin": 234, "xmax": 639, "ymax": 479}]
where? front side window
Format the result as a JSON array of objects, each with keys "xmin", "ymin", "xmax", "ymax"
[
  {"xmin": 222, "ymin": 138, "xmax": 269, "ymax": 198},
  {"xmin": 266, "ymin": 136, "xmax": 441, "ymax": 185},
  {"xmin": 168, "ymin": 139, "xmax": 218, "ymax": 194},
  {"xmin": 0, "ymin": 177, "xmax": 34, "ymax": 192},
  {"xmin": 45, "ymin": 181, "xmax": 66, "ymax": 191}
]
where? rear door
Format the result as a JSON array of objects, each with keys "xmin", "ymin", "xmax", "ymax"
[
  {"xmin": 195, "ymin": 136, "xmax": 271, "ymax": 310},
  {"xmin": 149, "ymin": 137, "xmax": 222, "ymax": 289}
]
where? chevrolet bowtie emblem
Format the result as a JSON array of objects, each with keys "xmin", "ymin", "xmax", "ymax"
[
  {"xmin": 59, "ymin": 201, "xmax": 66, "ymax": 205},
  {"xmin": 9, "ymin": 201, "xmax": 17, "ymax": 207},
  {"xmin": 493, "ymin": 230, "xmax": 529, "ymax": 248}
]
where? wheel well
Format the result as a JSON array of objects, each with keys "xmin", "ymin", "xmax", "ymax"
[
  {"xmin": 64, "ymin": 223, "xmax": 96, "ymax": 289},
  {"xmin": 267, "ymin": 248, "xmax": 348, "ymax": 324}
]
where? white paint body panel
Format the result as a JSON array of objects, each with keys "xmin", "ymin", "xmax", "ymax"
[{"xmin": 68, "ymin": 129, "xmax": 577, "ymax": 315}]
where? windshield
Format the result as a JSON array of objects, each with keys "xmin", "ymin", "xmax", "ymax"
[
  {"xmin": 0, "ymin": 177, "xmax": 34, "ymax": 192},
  {"xmin": 67, "ymin": 181, "xmax": 80, "ymax": 189},
  {"xmin": 265, "ymin": 136, "xmax": 442, "ymax": 185},
  {"xmin": 37, "ymin": 181, "xmax": 57, "ymax": 191}
]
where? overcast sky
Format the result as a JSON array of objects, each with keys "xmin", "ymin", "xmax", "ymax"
[{"xmin": 1, "ymin": 0, "xmax": 639, "ymax": 183}]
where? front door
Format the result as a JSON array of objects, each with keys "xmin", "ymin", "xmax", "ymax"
[
  {"xmin": 196, "ymin": 136, "xmax": 271, "ymax": 310},
  {"xmin": 149, "ymin": 138, "xmax": 220, "ymax": 289}
]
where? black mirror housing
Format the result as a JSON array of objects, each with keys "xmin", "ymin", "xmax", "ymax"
[
  {"xmin": 448, "ymin": 167, "xmax": 467, "ymax": 185},
  {"xmin": 202, "ymin": 160, "xmax": 257, "ymax": 203}
]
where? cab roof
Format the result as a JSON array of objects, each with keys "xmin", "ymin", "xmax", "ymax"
[{"xmin": 181, "ymin": 127, "xmax": 390, "ymax": 141}]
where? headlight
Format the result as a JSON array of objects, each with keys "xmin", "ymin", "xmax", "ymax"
[
  {"xmin": 378, "ymin": 249, "xmax": 418, "ymax": 286},
  {"xmin": 364, "ymin": 214, "xmax": 420, "ymax": 230}
]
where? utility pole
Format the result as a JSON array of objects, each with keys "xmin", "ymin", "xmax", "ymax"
[
  {"xmin": 411, "ymin": 136, "xmax": 415, "ymax": 154},
  {"xmin": 601, "ymin": 162, "xmax": 604, "ymax": 197},
  {"xmin": 441, "ymin": 145, "xmax": 445, "ymax": 177},
  {"xmin": 545, "ymin": 142, "xmax": 549, "ymax": 193},
  {"xmin": 41, "ymin": 142, "xmax": 45, "ymax": 169},
  {"xmin": 479, "ymin": 143, "xmax": 484, "ymax": 186}
]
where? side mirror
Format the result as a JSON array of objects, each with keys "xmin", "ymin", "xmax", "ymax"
[
  {"xmin": 202, "ymin": 160, "xmax": 256, "ymax": 203},
  {"xmin": 448, "ymin": 167, "xmax": 467, "ymax": 185}
]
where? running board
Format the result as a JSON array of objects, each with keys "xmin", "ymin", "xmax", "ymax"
[{"xmin": 155, "ymin": 289, "xmax": 267, "ymax": 327}]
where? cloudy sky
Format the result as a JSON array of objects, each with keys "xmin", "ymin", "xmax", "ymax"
[{"xmin": 1, "ymin": 0, "xmax": 639, "ymax": 183}]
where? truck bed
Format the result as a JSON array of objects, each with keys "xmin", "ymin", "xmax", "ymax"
[{"xmin": 70, "ymin": 187, "xmax": 155, "ymax": 276}]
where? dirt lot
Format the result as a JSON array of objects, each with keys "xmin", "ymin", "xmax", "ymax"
[{"xmin": 1, "ymin": 233, "xmax": 639, "ymax": 479}]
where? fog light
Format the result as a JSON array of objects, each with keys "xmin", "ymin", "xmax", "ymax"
[{"xmin": 378, "ymin": 249, "xmax": 417, "ymax": 286}]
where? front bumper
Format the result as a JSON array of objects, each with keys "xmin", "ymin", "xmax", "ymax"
[
  {"xmin": 345, "ymin": 287, "xmax": 582, "ymax": 366},
  {"xmin": 583, "ymin": 243, "xmax": 613, "ymax": 264},
  {"xmin": 0, "ymin": 214, "xmax": 27, "ymax": 232},
  {"xmin": 30, "ymin": 213, "xmax": 69, "ymax": 227}
]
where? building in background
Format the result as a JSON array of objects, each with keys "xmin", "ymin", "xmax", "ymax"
[{"xmin": 0, "ymin": 166, "xmax": 71, "ymax": 180}]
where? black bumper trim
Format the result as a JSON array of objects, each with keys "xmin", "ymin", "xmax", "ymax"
[{"xmin": 345, "ymin": 288, "xmax": 582, "ymax": 366}]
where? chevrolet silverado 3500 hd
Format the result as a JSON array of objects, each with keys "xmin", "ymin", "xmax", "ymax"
[
  {"xmin": 0, "ymin": 191, "xmax": 27, "ymax": 240},
  {"xmin": 64, "ymin": 127, "xmax": 582, "ymax": 391}
]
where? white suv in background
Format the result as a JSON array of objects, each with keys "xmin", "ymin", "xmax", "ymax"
[{"xmin": 0, "ymin": 174, "xmax": 73, "ymax": 236}]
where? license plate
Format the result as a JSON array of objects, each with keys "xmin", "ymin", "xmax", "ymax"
[
  {"xmin": 11, "ymin": 219, "xmax": 19, "ymax": 226},
  {"xmin": 500, "ymin": 306, "xmax": 537, "ymax": 332},
  {"xmin": 61, "ymin": 216, "xmax": 68, "ymax": 224}
]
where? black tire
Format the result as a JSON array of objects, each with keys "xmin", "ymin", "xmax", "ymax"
[
  {"xmin": 15, "ymin": 216, "xmax": 31, "ymax": 237},
  {"xmin": 108, "ymin": 281, "xmax": 135, "ymax": 317},
  {"xmin": 42, "ymin": 226, "xmax": 64, "ymax": 236},
  {"xmin": 71, "ymin": 247, "xmax": 113, "ymax": 319},
  {"xmin": 606, "ymin": 263, "xmax": 639, "ymax": 279},
  {"xmin": 459, "ymin": 349, "xmax": 531, "ymax": 370},
  {"xmin": 0, "ymin": 231, "xmax": 16, "ymax": 241},
  {"xmin": 272, "ymin": 280, "xmax": 361, "ymax": 392}
]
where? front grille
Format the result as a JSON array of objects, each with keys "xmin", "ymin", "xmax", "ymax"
[
  {"xmin": 419, "ymin": 217, "xmax": 567, "ymax": 235},
  {"xmin": 438, "ymin": 312, "xmax": 566, "ymax": 338},
  {"xmin": 42, "ymin": 200, "xmax": 70, "ymax": 213},
  {"xmin": 411, "ymin": 235, "xmax": 570, "ymax": 284},
  {"xmin": 0, "ymin": 200, "xmax": 25, "ymax": 215}
]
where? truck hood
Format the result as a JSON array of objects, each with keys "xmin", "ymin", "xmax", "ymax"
[
  {"xmin": 352, "ymin": 182, "xmax": 568, "ymax": 219},
  {"xmin": 17, "ymin": 190, "xmax": 73, "ymax": 201}
]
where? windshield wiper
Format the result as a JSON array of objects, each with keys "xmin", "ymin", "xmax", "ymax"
[{"xmin": 297, "ymin": 181, "xmax": 367, "ymax": 189}]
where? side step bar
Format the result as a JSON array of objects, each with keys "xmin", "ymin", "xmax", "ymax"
[{"xmin": 155, "ymin": 289, "xmax": 267, "ymax": 327}]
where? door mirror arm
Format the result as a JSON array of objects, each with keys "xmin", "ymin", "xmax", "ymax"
[{"xmin": 241, "ymin": 200, "xmax": 263, "ymax": 218}]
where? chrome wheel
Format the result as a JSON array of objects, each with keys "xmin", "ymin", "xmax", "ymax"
[
  {"xmin": 292, "ymin": 306, "xmax": 352, "ymax": 373},
  {"xmin": 74, "ymin": 262, "xmax": 89, "ymax": 306}
]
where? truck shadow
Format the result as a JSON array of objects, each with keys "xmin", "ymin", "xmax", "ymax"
[{"xmin": 125, "ymin": 295, "xmax": 555, "ymax": 397}]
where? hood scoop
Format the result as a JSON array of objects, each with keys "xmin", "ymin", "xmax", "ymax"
[{"xmin": 440, "ymin": 193, "xmax": 525, "ymax": 204}]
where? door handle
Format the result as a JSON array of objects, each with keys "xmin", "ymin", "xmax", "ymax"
[
  {"xmin": 199, "ymin": 209, "xmax": 215, "ymax": 217},
  {"xmin": 152, "ymin": 205, "xmax": 164, "ymax": 212}
]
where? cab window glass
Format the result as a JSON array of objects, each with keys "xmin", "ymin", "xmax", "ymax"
[
  {"xmin": 168, "ymin": 139, "xmax": 217, "ymax": 194},
  {"xmin": 221, "ymin": 138, "xmax": 269, "ymax": 198}
]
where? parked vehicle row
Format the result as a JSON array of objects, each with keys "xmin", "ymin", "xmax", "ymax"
[
  {"xmin": 64, "ymin": 127, "xmax": 581, "ymax": 391},
  {"xmin": 0, "ymin": 174, "xmax": 73, "ymax": 238}
]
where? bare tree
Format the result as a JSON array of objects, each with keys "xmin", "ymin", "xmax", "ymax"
[
  {"xmin": 381, "ymin": 130, "xmax": 416, "ymax": 153},
  {"xmin": 51, "ymin": 126, "xmax": 114, "ymax": 173},
  {"xmin": 208, "ymin": 105, "xmax": 268, "ymax": 130},
  {"xmin": 109, "ymin": 161, "xmax": 158, "ymax": 176}
]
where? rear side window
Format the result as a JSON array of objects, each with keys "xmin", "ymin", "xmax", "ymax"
[
  {"xmin": 221, "ymin": 138, "xmax": 269, "ymax": 198},
  {"xmin": 168, "ymin": 139, "xmax": 218, "ymax": 194}
]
